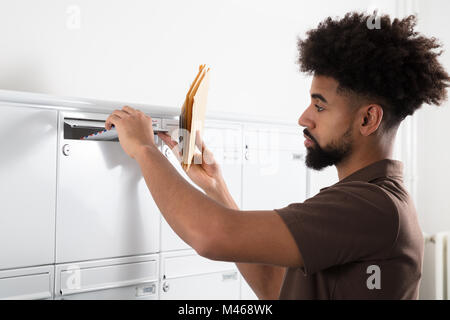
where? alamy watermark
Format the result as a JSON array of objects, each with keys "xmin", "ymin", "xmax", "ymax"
[
  {"xmin": 65, "ymin": 264, "xmax": 81, "ymax": 290},
  {"xmin": 66, "ymin": 5, "xmax": 81, "ymax": 30},
  {"xmin": 366, "ymin": 264, "xmax": 381, "ymax": 290},
  {"xmin": 366, "ymin": 10, "xmax": 381, "ymax": 30},
  {"xmin": 167, "ymin": 124, "xmax": 290, "ymax": 177}
]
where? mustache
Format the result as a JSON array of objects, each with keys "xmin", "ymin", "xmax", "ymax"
[{"xmin": 303, "ymin": 128, "xmax": 318, "ymax": 144}]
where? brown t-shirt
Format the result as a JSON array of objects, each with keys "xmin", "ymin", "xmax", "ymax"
[{"xmin": 274, "ymin": 159, "xmax": 424, "ymax": 299}]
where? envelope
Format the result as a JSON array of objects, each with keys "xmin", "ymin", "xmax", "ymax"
[
  {"xmin": 179, "ymin": 65, "xmax": 211, "ymax": 171},
  {"xmin": 180, "ymin": 64, "xmax": 206, "ymax": 142}
]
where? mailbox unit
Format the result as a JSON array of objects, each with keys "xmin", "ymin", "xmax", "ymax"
[
  {"xmin": 56, "ymin": 111, "xmax": 162, "ymax": 263},
  {"xmin": 0, "ymin": 90, "xmax": 315, "ymax": 300}
]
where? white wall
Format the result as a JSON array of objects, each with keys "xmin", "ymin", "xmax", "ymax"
[
  {"xmin": 3, "ymin": 0, "xmax": 427, "ymax": 208},
  {"xmin": 0, "ymin": 0, "xmax": 397, "ymax": 123},
  {"xmin": 414, "ymin": 0, "xmax": 450, "ymax": 234}
]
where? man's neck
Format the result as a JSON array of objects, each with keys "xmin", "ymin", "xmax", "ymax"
[
  {"xmin": 336, "ymin": 130, "xmax": 397, "ymax": 181},
  {"xmin": 336, "ymin": 148, "xmax": 393, "ymax": 181}
]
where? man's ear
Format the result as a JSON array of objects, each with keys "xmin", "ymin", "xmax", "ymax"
[{"xmin": 359, "ymin": 104, "xmax": 383, "ymax": 136}]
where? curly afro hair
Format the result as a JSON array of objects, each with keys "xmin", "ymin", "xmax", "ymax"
[{"xmin": 298, "ymin": 12, "xmax": 450, "ymax": 130}]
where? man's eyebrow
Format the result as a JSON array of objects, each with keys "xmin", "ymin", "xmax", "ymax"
[{"xmin": 311, "ymin": 93, "xmax": 328, "ymax": 104}]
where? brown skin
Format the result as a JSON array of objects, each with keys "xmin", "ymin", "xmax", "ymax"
[
  {"xmin": 301, "ymin": 75, "xmax": 394, "ymax": 179},
  {"xmin": 104, "ymin": 75, "xmax": 396, "ymax": 299}
]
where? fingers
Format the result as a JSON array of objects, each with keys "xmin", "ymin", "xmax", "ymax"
[
  {"xmin": 193, "ymin": 153, "xmax": 203, "ymax": 165},
  {"xmin": 158, "ymin": 132, "xmax": 183, "ymax": 161},
  {"xmin": 172, "ymin": 144, "xmax": 183, "ymax": 162},
  {"xmin": 202, "ymin": 147, "xmax": 215, "ymax": 165},
  {"xmin": 122, "ymin": 105, "xmax": 137, "ymax": 115},
  {"xmin": 105, "ymin": 114, "xmax": 121, "ymax": 130},
  {"xmin": 105, "ymin": 106, "xmax": 143, "ymax": 130},
  {"xmin": 195, "ymin": 130, "xmax": 206, "ymax": 153},
  {"xmin": 112, "ymin": 109, "xmax": 129, "ymax": 119},
  {"xmin": 193, "ymin": 130, "xmax": 215, "ymax": 165},
  {"xmin": 157, "ymin": 132, "xmax": 178, "ymax": 149},
  {"xmin": 105, "ymin": 109, "xmax": 128, "ymax": 130}
]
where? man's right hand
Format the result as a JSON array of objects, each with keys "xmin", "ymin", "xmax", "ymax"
[{"xmin": 157, "ymin": 130, "xmax": 224, "ymax": 193}]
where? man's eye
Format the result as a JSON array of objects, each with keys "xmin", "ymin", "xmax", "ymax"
[{"xmin": 315, "ymin": 105, "xmax": 325, "ymax": 112}]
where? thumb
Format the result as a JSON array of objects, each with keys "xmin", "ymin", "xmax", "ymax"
[{"xmin": 202, "ymin": 147, "xmax": 216, "ymax": 165}]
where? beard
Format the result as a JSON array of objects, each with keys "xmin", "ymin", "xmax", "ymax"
[{"xmin": 304, "ymin": 126, "xmax": 353, "ymax": 170}]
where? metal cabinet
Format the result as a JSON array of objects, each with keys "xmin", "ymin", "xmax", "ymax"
[
  {"xmin": 419, "ymin": 233, "xmax": 449, "ymax": 300},
  {"xmin": 160, "ymin": 121, "xmax": 243, "ymax": 252},
  {"xmin": 0, "ymin": 265, "xmax": 54, "ymax": 300},
  {"xmin": 55, "ymin": 112, "xmax": 160, "ymax": 263},
  {"xmin": 160, "ymin": 250, "xmax": 240, "ymax": 300},
  {"xmin": 0, "ymin": 100, "xmax": 312, "ymax": 300},
  {"xmin": 308, "ymin": 166, "xmax": 338, "ymax": 197},
  {"xmin": 54, "ymin": 254, "xmax": 159, "ymax": 300},
  {"xmin": 242, "ymin": 125, "xmax": 307, "ymax": 210},
  {"xmin": 203, "ymin": 121, "xmax": 243, "ymax": 206},
  {"xmin": 0, "ymin": 105, "xmax": 57, "ymax": 270}
]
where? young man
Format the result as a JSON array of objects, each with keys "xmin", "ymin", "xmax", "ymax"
[{"xmin": 105, "ymin": 12, "xmax": 450, "ymax": 299}]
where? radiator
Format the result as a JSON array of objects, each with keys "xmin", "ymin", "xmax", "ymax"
[{"xmin": 419, "ymin": 232, "xmax": 449, "ymax": 300}]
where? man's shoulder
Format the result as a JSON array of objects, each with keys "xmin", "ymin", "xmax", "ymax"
[
  {"xmin": 316, "ymin": 179, "xmax": 399, "ymax": 206},
  {"xmin": 310, "ymin": 179, "xmax": 399, "ymax": 220}
]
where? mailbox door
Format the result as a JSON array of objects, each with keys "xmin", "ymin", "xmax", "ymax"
[
  {"xmin": 242, "ymin": 125, "xmax": 307, "ymax": 210},
  {"xmin": 0, "ymin": 106, "xmax": 57, "ymax": 270},
  {"xmin": 56, "ymin": 112, "xmax": 160, "ymax": 263},
  {"xmin": 160, "ymin": 250, "xmax": 239, "ymax": 300}
]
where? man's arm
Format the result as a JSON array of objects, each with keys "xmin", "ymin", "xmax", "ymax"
[
  {"xmin": 134, "ymin": 144, "xmax": 303, "ymax": 268},
  {"xmin": 105, "ymin": 107, "xmax": 302, "ymax": 274},
  {"xmin": 206, "ymin": 177, "xmax": 286, "ymax": 300}
]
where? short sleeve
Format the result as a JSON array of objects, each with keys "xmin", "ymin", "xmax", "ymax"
[{"xmin": 274, "ymin": 182, "xmax": 399, "ymax": 275}]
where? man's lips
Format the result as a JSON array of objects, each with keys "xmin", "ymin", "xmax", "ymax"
[{"xmin": 304, "ymin": 134, "xmax": 314, "ymax": 148}]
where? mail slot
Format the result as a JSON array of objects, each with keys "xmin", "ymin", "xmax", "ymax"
[
  {"xmin": 55, "ymin": 254, "xmax": 159, "ymax": 300},
  {"xmin": 63, "ymin": 116, "xmax": 178, "ymax": 141},
  {"xmin": 0, "ymin": 265, "xmax": 54, "ymax": 300},
  {"xmin": 63, "ymin": 118, "xmax": 117, "ymax": 141},
  {"xmin": 56, "ymin": 111, "xmax": 167, "ymax": 263}
]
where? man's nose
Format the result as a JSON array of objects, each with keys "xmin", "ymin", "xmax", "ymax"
[{"xmin": 298, "ymin": 107, "xmax": 315, "ymax": 129}]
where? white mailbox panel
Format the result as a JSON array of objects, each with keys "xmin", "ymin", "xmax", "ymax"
[
  {"xmin": 243, "ymin": 125, "xmax": 307, "ymax": 210},
  {"xmin": 56, "ymin": 112, "xmax": 160, "ymax": 263},
  {"xmin": 160, "ymin": 122, "xmax": 243, "ymax": 252},
  {"xmin": 160, "ymin": 250, "xmax": 239, "ymax": 300},
  {"xmin": 161, "ymin": 271, "xmax": 240, "ymax": 300},
  {"xmin": 308, "ymin": 165, "xmax": 338, "ymax": 197},
  {"xmin": 204, "ymin": 121, "xmax": 242, "ymax": 206},
  {"xmin": 55, "ymin": 254, "xmax": 159, "ymax": 300},
  {"xmin": 0, "ymin": 265, "xmax": 54, "ymax": 300},
  {"xmin": 0, "ymin": 106, "xmax": 57, "ymax": 270}
]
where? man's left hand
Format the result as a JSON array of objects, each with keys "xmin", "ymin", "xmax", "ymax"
[{"xmin": 105, "ymin": 106, "xmax": 156, "ymax": 159}]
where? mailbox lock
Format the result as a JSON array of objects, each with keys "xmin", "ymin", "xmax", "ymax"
[
  {"xmin": 164, "ymin": 146, "xmax": 170, "ymax": 158},
  {"xmin": 62, "ymin": 144, "xmax": 70, "ymax": 156},
  {"xmin": 244, "ymin": 144, "xmax": 249, "ymax": 160},
  {"xmin": 162, "ymin": 281, "xmax": 170, "ymax": 292}
]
